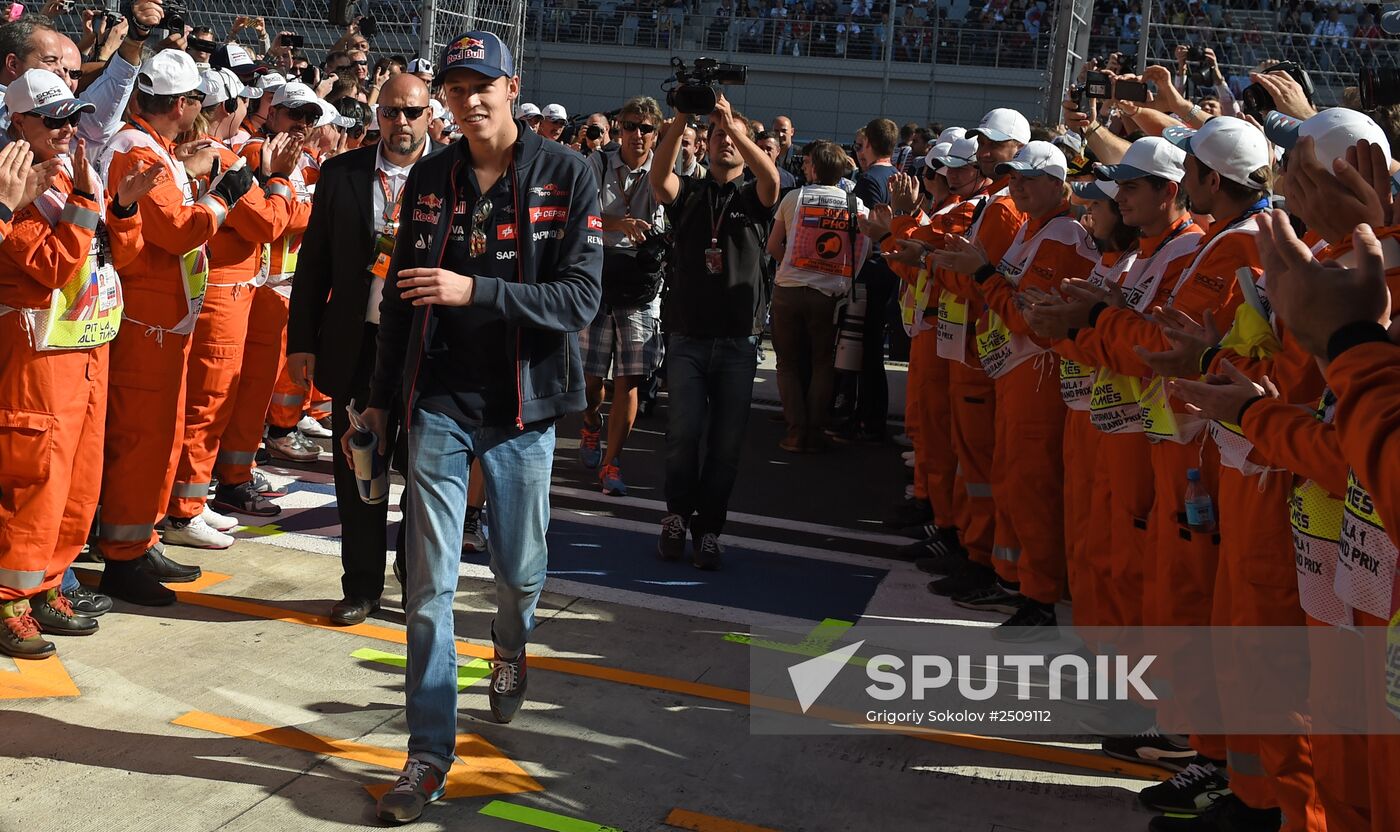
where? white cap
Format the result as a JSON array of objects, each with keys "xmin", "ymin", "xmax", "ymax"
[
  {"xmin": 1163, "ymin": 116, "xmax": 1271, "ymax": 190},
  {"xmin": 969, "ymin": 108, "xmax": 1031, "ymax": 145},
  {"xmin": 1264, "ymin": 108, "xmax": 1393, "ymax": 169},
  {"xmin": 935, "ymin": 137, "xmax": 980, "ymax": 169},
  {"xmin": 937, "ymin": 126, "xmax": 967, "ymax": 144},
  {"xmin": 407, "ymin": 58, "xmax": 433, "ymax": 75},
  {"xmin": 137, "ymin": 49, "xmax": 202, "ymax": 96},
  {"xmin": 542, "ymin": 103, "xmax": 568, "ymax": 122},
  {"xmin": 429, "ymin": 99, "xmax": 446, "ymax": 122},
  {"xmin": 256, "ymin": 71, "xmax": 287, "ymax": 92},
  {"xmin": 4, "ymin": 69, "xmax": 95, "ymax": 119},
  {"xmin": 270, "ymin": 81, "xmax": 319, "ymax": 110},
  {"xmin": 1073, "ymin": 179, "xmax": 1119, "ymax": 202},
  {"xmin": 994, "ymin": 140, "xmax": 1068, "ymax": 181},
  {"xmin": 315, "ymin": 98, "xmax": 356, "ymax": 129},
  {"xmin": 924, "ymin": 141, "xmax": 953, "ymax": 169},
  {"xmin": 1096, "ymin": 136, "xmax": 1187, "ymax": 183},
  {"xmin": 517, "ymin": 102, "xmax": 541, "ymax": 119},
  {"xmin": 198, "ymin": 68, "xmax": 263, "ymax": 107}
]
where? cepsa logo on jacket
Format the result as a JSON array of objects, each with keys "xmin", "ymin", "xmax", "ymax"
[
  {"xmin": 529, "ymin": 205, "xmax": 569, "ymax": 225},
  {"xmin": 497, "ymin": 223, "xmax": 516, "ymax": 240}
]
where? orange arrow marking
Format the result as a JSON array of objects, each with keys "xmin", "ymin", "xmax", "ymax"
[
  {"xmin": 0, "ymin": 655, "xmax": 79, "ymax": 700},
  {"xmin": 172, "ymin": 711, "xmax": 544, "ymax": 799}
]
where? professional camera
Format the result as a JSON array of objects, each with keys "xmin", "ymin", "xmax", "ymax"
[
  {"xmin": 160, "ymin": 0, "xmax": 186, "ymax": 33},
  {"xmin": 665, "ymin": 57, "xmax": 748, "ymax": 115},
  {"xmin": 1360, "ymin": 67, "xmax": 1400, "ymax": 110},
  {"xmin": 586, "ymin": 123, "xmax": 604, "ymax": 141},
  {"xmin": 1185, "ymin": 44, "xmax": 1215, "ymax": 87},
  {"xmin": 1240, "ymin": 61, "xmax": 1316, "ymax": 121}
]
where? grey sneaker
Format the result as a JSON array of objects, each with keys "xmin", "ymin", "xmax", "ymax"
[
  {"xmin": 461, "ymin": 507, "xmax": 486, "ymax": 554},
  {"xmin": 657, "ymin": 513, "xmax": 687, "ymax": 562},
  {"xmin": 376, "ymin": 758, "xmax": 447, "ymax": 824},
  {"xmin": 693, "ymin": 532, "xmax": 724, "ymax": 571},
  {"xmin": 489, "ymin": 647, "xmax": 528, "ymax": 724}
]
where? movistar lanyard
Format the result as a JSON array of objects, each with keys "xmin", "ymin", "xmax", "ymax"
[{"xmin": 708, "ymin": 185, "xmax": 737, "ymax": 248}]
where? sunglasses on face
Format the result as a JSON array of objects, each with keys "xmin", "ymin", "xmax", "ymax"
[
  {"xmin": 381, "ymin": 105, "xmax": 428, "ymax": 121},
  {"xmin": 61, "ymin": 68, "xmax": 82, "ymax": 81},
  {"xmin": 30, "ymin": 112, "xmax": 82, "ymax": 129},
  {"xmin": 351, "ymin": 59, "xmax": 369, "ymax": 66},
  {"xmin": 620, "ymin": 120, "xmax": 656, "ymax": 134},
  {"xmin": 282, "ymin": 106, "xmax": 320, "ymax": 124}
]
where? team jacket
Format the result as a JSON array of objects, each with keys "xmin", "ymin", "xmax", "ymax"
[{"xmin": 367, "ymin": 120, "xmax": 604, "ymax": 429}]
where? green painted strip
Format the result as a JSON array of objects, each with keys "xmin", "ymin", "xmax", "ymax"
[
  {"xmin": 478, "ymin": 800, "xmax": 624, "ymax": 831},
  {"xmin": 722, "ymin": 618, "xmax": 866, "ymax": 666},
  {"xmin": 350, "ymin": 647, "xmax": 491, "ymax": 689},
  {"xmin": 237, "ymin": 524, "xmax": 283, "ymax": 537}
]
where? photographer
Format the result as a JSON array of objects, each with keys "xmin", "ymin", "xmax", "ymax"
[
  {"xmin": 649, "ymin": 94, "xmax": 778, "ymax": 569},
  {"xmin": 1173, "ymin": 45, "xmax": 1241, "ymax": 118},
  {"xmin": 578, "ymin": 96, "xmax": 668, "ymax": 497}
]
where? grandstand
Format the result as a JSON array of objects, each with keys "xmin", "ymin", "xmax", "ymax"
[{"xmin": 161, "ymin": 0, "xmax": 1395, "ymax": 104}]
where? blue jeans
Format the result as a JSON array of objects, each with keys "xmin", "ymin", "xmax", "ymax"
[
  {"xmin": 402, "ymin": 407, "xmax": 555, "ymax": 772},
  {"xmin": 663, "ymin": 335, "xmax": 759, "ymax": 536},
  {"xmin": 61, "ymin": 567, "xmax": 78, "ymax": 593}
]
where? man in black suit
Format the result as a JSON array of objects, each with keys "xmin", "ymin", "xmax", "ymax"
[{"xmin": 286, "ymin": 72, "xmax": 438, "ymax": 625}]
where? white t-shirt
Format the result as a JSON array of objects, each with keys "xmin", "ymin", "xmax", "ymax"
[{"xmin": 774, "ymin": 185, "xmax": 870, "ymax": 297}]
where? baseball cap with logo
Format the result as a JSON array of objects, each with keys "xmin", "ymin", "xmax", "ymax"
[
  {"xmin": 542, "ymin": 103, "xmax": 568, "ymax": 123},
  {"xmin": 315, "ymin": 98, "xmax": 356, "ymax": 130},
  {"xmin": 994, "ymin": 141, "xmax": 1069, "ymax": 181},
  {"xmin": 255, "ymin": 71, "xmax": 287, "ymax": 93},
  {"xmin": 969, "ymin": 108, "xmax": 1031, "ymax": 145},
  {"xmin": 137, "ymin": 49, "xmax": 203, "ymax": 96},
  {"xmin": 429, "ymin": 99, "xmax": 446, "ymax": 122},
  {"xmin": 436, "ymin": 31, "xmax": 514, "ymax": 83},
  {"xmin": 1163, "ymin": 116, "xmax": 1271, "ymax": 190},
  {"xmin": 935, "ymin": 137, "xmax": 980, "ymax": 169},
  {"xmin": 1095, "ymin": 136, "xmax": 1187, "ymax": 182},
  {"xmin": 198, "ymin": 68, "xmax": 263, "ymax": 107},
  {"xmin": 517, "ymin": 102, "xmax": 541, "ymax": 119},
  {"xmin": 1263, "ymin": 108, "xmax": 1393, "ymax": 169},
  {"xmin": 210, "ymin": 43, "xmax": 267, "ymax": 81},
  {"xmin": 1072, "ymin": 179, "xmax": 1119, "ymax": 202},
  {"xmin": 407, "ymin": 58, "xmax": 434, "ymax": 76},
  {"xmin": 270, "ymin": 81, "xmax": 319, "ymax": 110},
  {"xmin": 4, "ymin": 68, "xmax": 96, "ymax": 119}
]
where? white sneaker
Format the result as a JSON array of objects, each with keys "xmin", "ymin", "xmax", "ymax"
[
  {"xmin": 162, "ymin": 515, "xmax": 234, "ymax": 550},
  {"xmin": 267, "ymin": 431, "xmax": 322, "ymax": 462},
  {"xmin": 201, "ymin": 505, "xmax": 239, "ymax": 533},
  {"xmin": 298, "ymin": 414, "xmax": 333, "ymax": 439}
]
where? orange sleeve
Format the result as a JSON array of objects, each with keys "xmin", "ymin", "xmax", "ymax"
[
  {"xmin": 982, "ymin": 238, "xmax": 1095, "ymax": 340},
  {"xmin": 1326, "ymin": 341, "xmax": 1400, "ymax": 542},
  {"xmin": 938, "ymin": 200, "xmax": 1024, "ymax": 302},
  {"xmin": 105, "ymin": 200, "xmax": 144, "ymax": 272},
  {"xmin": 1210, "ymin": 327, "xmax": 1325, "ymax": 405},
  {"xmin": 109, "ymin": 145, "xmax": 220, "ymax": 255},
  {"xmin": 0, "ymin": 193, "xmax": 98, "ymax": 289},
  {"xmin": 1242, "ymin": 398, "xmax": 1348, "ymax": 496},
  {"xmin": 218, "ymin": 145, "xmax": 294, "ymax": 243}
]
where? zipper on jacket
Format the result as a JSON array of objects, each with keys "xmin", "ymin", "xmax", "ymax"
[
  {"xmin": 404, "ymin": 159, "xmax": 459, "ymax": 432},
  {"xmin": 511, "ymin": 161, "xmax": 525, "ymax": 431}
]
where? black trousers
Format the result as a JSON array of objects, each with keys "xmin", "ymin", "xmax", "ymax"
[
  {"xmin": 330, "ymin": 324, "xmax": 405, "ymax": 601},
  {"xmin": 855, "ymin": 261, "xmax": 897, "ymax": 435}
]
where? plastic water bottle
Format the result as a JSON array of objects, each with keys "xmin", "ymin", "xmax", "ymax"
[{"xmin": 1184, "ymin": 468, "xmax": 1216, "ymax": 533}]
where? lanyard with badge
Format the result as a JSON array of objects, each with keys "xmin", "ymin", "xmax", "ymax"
[
  {"xmin": 613, "ymin": 164, "xmax": 648, "ymax": 220},
  {"xmin": 371, "ymin": 169, "xmax": 405, "ymax": 280},
  {"xmin": 706, "ymin": 185, "xmax": 736, "ymax": 275}
]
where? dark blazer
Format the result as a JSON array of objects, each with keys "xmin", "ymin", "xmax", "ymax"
[{"xmin": 286, "ymin": 140, "xmax": 444, "ymax": 401}]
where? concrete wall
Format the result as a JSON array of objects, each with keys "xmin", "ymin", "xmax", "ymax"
[{"xmin": 520, "ymin": 42, "xmax": 1050, "ymax": 141}]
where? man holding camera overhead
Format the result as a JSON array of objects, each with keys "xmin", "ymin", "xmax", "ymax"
[
  {"xmin": 650, "ymin": 90, "xmax": 779, "ymax": 570},
  {"xmin": 578, "ymin": 96, "xmax": 668, "ymax": 498}
]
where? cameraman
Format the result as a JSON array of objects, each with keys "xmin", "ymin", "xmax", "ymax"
[
  {"xmin": 650, "ymin": 94, "xmax": 779, "ymax": 569},
  {"xmin": 1173, "ymin": 45, "xmax": 1241, "ymax": 117},
  {"xmin": 578, "ymin": 96, "xmax": 669, "ymax": 497}
]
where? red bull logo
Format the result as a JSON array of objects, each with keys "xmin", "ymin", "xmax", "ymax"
[
  {"xmin": 417, "ymin": 193, "xmax": 443, "ymax": 209},
  {"xmin": 445, "ymin": 36, "xmax": 486, "ymax": 65}
]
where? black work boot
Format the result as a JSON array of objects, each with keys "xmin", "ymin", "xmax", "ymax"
[
  {"xmin": 0, "ymin": 600, "xmax": 56, "ymax": 659},
  {"xmin": 100, "ymin": 558, "xmax": 176, "ymax": 606},
  {"xmin": 31, "ymin": 589, "xmax": 98, "ymax": 636}
]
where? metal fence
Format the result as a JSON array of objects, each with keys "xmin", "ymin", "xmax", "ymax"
[{"xmin": 1144, "ymin": 22, "xmax": 1400, "ymax": 99}]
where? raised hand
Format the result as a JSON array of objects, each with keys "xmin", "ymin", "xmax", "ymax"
[
  {"xmin": 0, "ymin": 140, "xmax": 34, "ymax": 211},
  {"xmin": 115, "ymin": 162, "xmax": 164, "ymax": 209}
]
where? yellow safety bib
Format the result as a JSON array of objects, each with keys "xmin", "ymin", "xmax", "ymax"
[
  {"xmin": 1337, "ymin": 469, "xmax": 1399, "ymax": 621},
  {"xmin": 1292, "ymin": 477, "xmax": 1351, "ymax": 627},
  {"xmin": 1059, "ymin": 358, "xmax": 1093, "ymax": 411},
  {"xmin": 1089, "ymin": 368, "xmax": 1143, "ymax": 434},
  {"xmin": 935, "ymin": 289, "xmax": 968, "ymax": 364}
]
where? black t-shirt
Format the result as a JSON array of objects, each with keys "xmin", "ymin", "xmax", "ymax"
[
  {"xmin": 663, "ymin": 174, "xmax": 774, "ymax": 338},
  {"xmin": 416, "ymin": 151, "xmax": 518, "ymax": 428}
]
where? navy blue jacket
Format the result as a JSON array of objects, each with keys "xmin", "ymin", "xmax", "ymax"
[{"xmin": 367, "ymin": 121, "xmax": 603, "ymax": 429}]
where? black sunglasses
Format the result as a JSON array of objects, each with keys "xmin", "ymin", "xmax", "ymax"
[
  {"xmin": 381, "ymin": 105, "xmax": 428, "ymax": 121},
  {"xmin": 282, "ymin": 105, "xmax": 320, "ymax": 124},
  {"xmin": 33, "ymin": 112, "xmax": 82, "ymax": 129},
  {"xmin": 620, "ymin": 120, "xmax": 656, "ymax": 134},
  {"xmin": 351, "ymin": 59, "xmax": 369, "ymax": 66}
]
